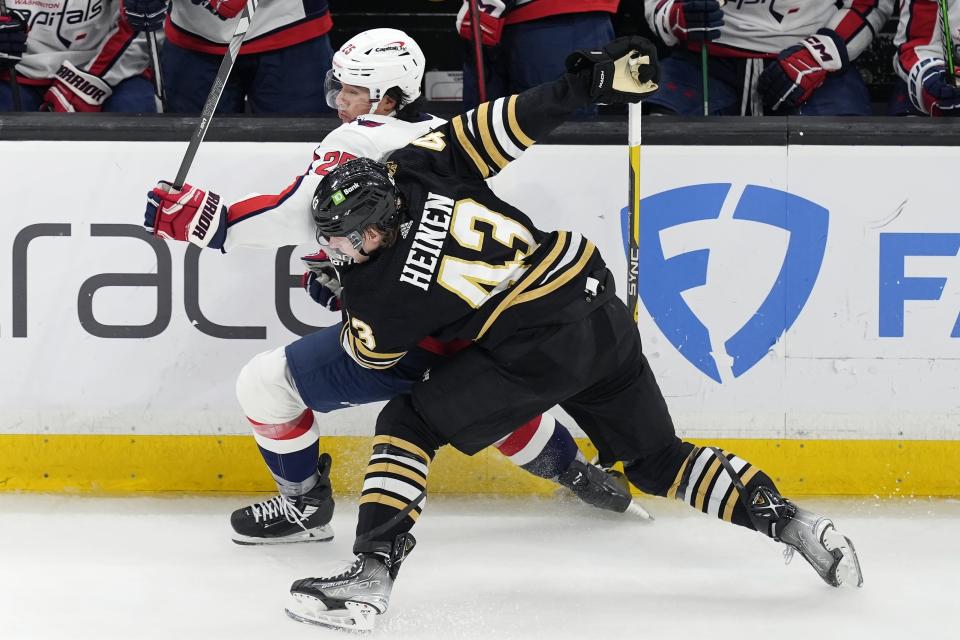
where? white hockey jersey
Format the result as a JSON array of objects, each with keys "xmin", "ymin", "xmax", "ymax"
[
  {"xmin": 894, "ymin": 0, "xmax": 955, "ymax": 80},
  {"xmin": 646, "ymin": 0, "xmax": 893, "ymax": 60},
  {"xmin": 165, "ymin": 0, "xmax": 332, "ymax": 56},
  {"xmin": 3, "ymin": 0, "xmax": 148, "ymax": 86},
  {"xmin": 221, "ymin": 113, "xmax": 446, "ymax": 252}
]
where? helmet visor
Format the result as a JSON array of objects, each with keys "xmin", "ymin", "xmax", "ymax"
[{"xmin": 324, "ymin": 69, "xmax": 342, "ymax": 109}]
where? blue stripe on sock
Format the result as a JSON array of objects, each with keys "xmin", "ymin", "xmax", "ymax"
[
  {"xmin": 520, "ymin": 422, "xmax": 578, "ymax": 479},
  {"xmin": 257, "ymin": 440, "xmax": 319, "ymax": 484}
]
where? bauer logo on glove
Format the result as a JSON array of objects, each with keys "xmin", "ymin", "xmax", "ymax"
[{"xmin": 565, "ymin": 36, "xmax": 660, "ymax": 104}]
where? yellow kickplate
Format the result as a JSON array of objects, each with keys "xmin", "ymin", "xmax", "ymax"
[{"xmin": 0, "ymin": 435, "xmax": 957, "ymax": 496}]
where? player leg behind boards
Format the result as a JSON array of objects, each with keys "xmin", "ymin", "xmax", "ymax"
[
  {"xmin": 228, "ymin": 323, "xmax": 646, "ymax": 545},
  {"xmin": 286, "ymin": 301, "xmax": 861, "ymax": 631}
]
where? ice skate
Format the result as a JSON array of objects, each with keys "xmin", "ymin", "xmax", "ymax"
[
  {"xmin": 230, "ymin": 454, "xmax": 335, "ymax": 545},
  {"xmin": 560, "ymin": 458, "xmax": 654, "ymax": 520},
  {"xmin": 751, "ymin": 487, "xmax": 863, "ymax": 587},
  {"xmin": 286, "ymin": 533, "xmax": 416, "ymax": 632}
]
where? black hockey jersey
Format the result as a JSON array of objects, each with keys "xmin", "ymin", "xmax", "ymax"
[{"xmin": 336, "ymin": 74, "xmax": 615, "ymax": 370}]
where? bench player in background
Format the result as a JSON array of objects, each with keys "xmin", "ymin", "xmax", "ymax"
[
  {"xmin": 145, "ymin": 0, "xmax": 333, "ymax": 113},
  {"xmin": 0, "ymin": 0, "xmax": 155, "ymax": 112},
  {"xmin": 278, "ymin": 36, "xmax": 863, "ymax": 631},
  {"xmin": 891, "ymin": 0, "xmax": 960, "ymax": 116},
  {"xmin": 645, "ymin": 0, "xmax": 893, "ymax": 115},
  {"xmin": 143, "ymin": 28, "xmax": 643, "ymax": 546}
]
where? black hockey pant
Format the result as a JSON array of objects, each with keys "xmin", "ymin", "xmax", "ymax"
[{"xmin": 354, "ymin": 299, "xmax": 782, "ymax": 553}]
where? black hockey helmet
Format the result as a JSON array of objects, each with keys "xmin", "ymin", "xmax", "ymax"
[{"xmin": 311, "ymin": 157, "xmax": 399, "ymax": 251}]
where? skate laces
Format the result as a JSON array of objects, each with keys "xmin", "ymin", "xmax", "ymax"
[
  {"xmin": 250, "ymin": 495, "xmax": 310, "ymax": 531},
  {"xmin": 326, "ymin": 555, "xmax": 364, "ymax": 581}
]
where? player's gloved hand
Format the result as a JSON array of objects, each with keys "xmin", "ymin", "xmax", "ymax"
[
  {"xmin": 144, "ymin": 181, "xmax": 228, "ymax": 249},
  {"xmin": 651, "ymin": 0, "xmax": 724, "ymax": 46},
  {"xmin": 42, "ymin": 61, "xmax": 113, "ymax": 112},
  {"xmin": 123, "ymin": 0, "xmax": 169, "ymax": 32},
  {"xmin": 908, "ymin": 58, "xmax": 960, "ymax": 116},
  {"xmin": 758, "ymin": 29, "xmax": 848, "ymax": 111},
  {"xmin": 301, "ymin": 250, "xmax": 342, "ymax": 311},
  {"xmin": 191, "ymin": 0, "xmax": 245, "ymax": 21},
  {"xmin": 0, "ymin": 12, "xmax": 28, "ymax": 69},
  {"xmin": 455, "ymin": 0, "xmax": 506, "ymax": 47},
  {"xmin": 566, "ymin": 36, "xmax": 660, "ymax": 103}
]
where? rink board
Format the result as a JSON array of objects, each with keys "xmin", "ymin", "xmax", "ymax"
[{"xmin": 1, "ymin": 141, "xmax": 958, "ymax": 495}]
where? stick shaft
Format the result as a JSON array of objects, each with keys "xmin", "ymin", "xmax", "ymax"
[
  {"xmin": 627, "ymin": 102, "xmax": 642, "ymax": 324},
  {"xmin": 940, "ymin": 0, "xmax": 957, "ymax": 84},
  {"xmin": 469, "ymin": 0, "xmax": 487, "ymax": 103},
  {"xmin": 173, "ymin": 0, "xmax": 258, "ymax": 189},
  {"xmin": 147, "ymin": 30, "xmax": 165, "ymax": 113},
  {"xmin": 701, "ymin": 43, "xmax": 709, "ymax": 116}
]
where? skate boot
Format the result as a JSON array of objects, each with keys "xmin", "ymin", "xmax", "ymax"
[
  {"xmin": 558, "ymin": 458, "xmax": 653, "ymax": 520},
  {"xmin": 286, "ymin": 533, "xmax": 416, "ymax": 632},
  {"xmin": 230, "ymin": 454, "xmax": 334, "ymax": 545},
  {"xmin": 751, "ymin": 487, "xmax": 863, "ymax": 588}
]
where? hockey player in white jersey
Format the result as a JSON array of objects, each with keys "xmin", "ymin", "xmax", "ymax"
[
  {"xmin": 645, "ymin": 0, "xmax": 894, "ymax": 115},
  {"xmin": 159, "ymin": 0, "xmax": 333, "ymax": 113},
  {"xmin": 0, "ymin": 0, "xmax": 155, "ymax": 112},
  {"xmin": 892, "ymin": 0, "xmax": 960, "ymax": 116},
  {"xmin": 142, "ymin": 28, "xmax": 644, "ymax": 545}
]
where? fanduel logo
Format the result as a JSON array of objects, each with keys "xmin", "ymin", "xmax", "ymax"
[{"xmin": 621, "ymin": 184, "xmax": 828, "ymax": 383}]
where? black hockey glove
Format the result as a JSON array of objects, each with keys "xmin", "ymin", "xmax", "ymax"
[
  {"xmin": 565, "ymin": 36, "xmax": 660, "ymax": 104},
  {"xmin": 0, "ymin": 12, "xmax": 27, "ymax": 69},
  {"xmin": 123, "ymin": 0, "xmax": 169, "ymax": 33}
]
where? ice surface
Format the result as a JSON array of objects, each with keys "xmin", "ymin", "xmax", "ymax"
[{"xmin": 1, "ymin": 494, "xmax": 956, "ymax": 639}]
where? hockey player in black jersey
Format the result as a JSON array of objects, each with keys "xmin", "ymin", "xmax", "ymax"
[{"xmin": 284, "ymin": 36, "xmax": 863, "ymax": 632}]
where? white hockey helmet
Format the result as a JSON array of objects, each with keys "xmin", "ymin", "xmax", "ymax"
[{"xmin": 326, "ymin": 28, "xmax": 426, "ymax": 111}]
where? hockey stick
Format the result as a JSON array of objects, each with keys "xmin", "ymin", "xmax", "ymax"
[
  {"xmin": 468, "ymin": 0, "xmax": 487, "ymax": 102},
  {"xmin": 147, "ymin": 30, "xmax": 166, "ymax": 113},
  {"xmin": 938, "ymin": 0, "xmax": 958, "ymax": 86},
  {"xmin": 626, "ymin": 102, "xmax": 641, "ymax": 325},
  {"xmin": 700, "ymin": 43, "xmax": 709, "ymax": 116},
  {"xmin": 171, "ymin": 0, "xmax": 259, "ymax": 191},
  {"xmin": 0, "ymin": 0, "xmax": 23, "ymax": 111}
]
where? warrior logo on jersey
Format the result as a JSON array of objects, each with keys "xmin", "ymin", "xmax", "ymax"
[{"xmin": 621, "ymin": 184, "xmax": 828, "ymax": 383}]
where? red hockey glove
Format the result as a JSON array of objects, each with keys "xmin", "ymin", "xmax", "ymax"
[
  {"xmin": 909, "ymin": 58, "xmax": 960, "ymax": 116},
  {"xmin": 456, "ymin": 0, "xmax": 505, "ymax": 47},
  {"xmin": 191, "ymin": 0, "xmax": 244, "ymax": 21},
  {"xmin": 301, "ymin": 250, "xmax": 342, "ymax": 312},
  {"xmin": 758, "ymin": 29, "xmax": 848, "ymax": 111},
  {"xmin": 42, "ymin": 62, "xmax": 113, "ymax": 112},
  {"xmin": 145, "ymin": 181, "xmax": 228, "ymax": 249},
  {"xmin": 651, "ymin": 0, "xmax": 725, "ymax": 46}
]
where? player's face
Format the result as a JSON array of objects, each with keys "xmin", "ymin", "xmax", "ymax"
[
  {"xmin": 335, "ymin": 83, "xmax": 373, "ymax": 123},
  {"xmin": 335, "ymin": 83, "xmax": 399, "ymax": 123},
  {"xmin": 325, "ymin": 229, "xmax": 382, "ymax": 264}
]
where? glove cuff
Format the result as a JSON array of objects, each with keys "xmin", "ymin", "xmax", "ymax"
[
  {"xmin": 908, "ymin": 57, "xmax": 947, "ymax": 115},
  {"xmin": 653, "ymin": 0, "xmax": 681, "ymax": 47},
  {"xmin": 51, "ymin": 61, "xmax": 113, "ymax": 108},
  {"xmin": 799, "ymin": 28, "xmax": 848, "ymax": 72},
  {"xmin": 186, "ymin": 191, "xmax": 227, "ymax": 249}
]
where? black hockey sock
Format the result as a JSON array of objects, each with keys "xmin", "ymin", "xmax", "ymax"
[
  {"xmin": 354, "ymin": 436, "xmax": 433, "ymax": 554},
  {"xmin": 625, "ymin": 440, "xmax": 781, "ymax": 535}
]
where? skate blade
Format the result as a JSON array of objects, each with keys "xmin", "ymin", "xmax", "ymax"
[
  {"xmin": 232, "ymin": 524, "xmax": 334, "ymax": 546},
  {"xmin": 823, "ymin": 529, "xmax": 863, "ymax": 588},
  {"xmin": 625, "ymin": 500, "xmax": 655, "ymax": 521},
  {"xmin": 286, "ymin": 596, "xmax": 378, "ymax": 632}
]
